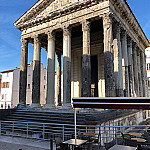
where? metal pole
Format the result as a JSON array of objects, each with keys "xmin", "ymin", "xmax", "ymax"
[
  {"xmin": 43, "ymin": 124, "xmax": 45, "ymax": 140},
  {"xmin": 50, "ymin": 139, "xmax": 53, "ymax": 150},
  {"xmin": 74, "ymin": 108, "xmax": 77, "ymax": 144},
  {"xmin": 27, "ymin": 123, "xmax": 28, "ymax": 138},
  {"xmin": 0, "ymin": 122, "xmax": 1, "ymax": 136},
  {"xmin": 12, "ymin": 122, "xmax": 14, "ymax": 136},
  {"xmin": 62, "ymin": 125, "xmax": 64, "ymax": 141}
]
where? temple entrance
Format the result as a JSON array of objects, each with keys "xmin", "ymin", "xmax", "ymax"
[{"xmin": 91, "ymin": 55, "xmax": 98, "ymax": 97}]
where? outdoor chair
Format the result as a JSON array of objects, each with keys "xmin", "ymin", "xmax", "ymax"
[
  {"xmin": 79, "ymin": 140, "xmax": 94, "ymax": 150},
  {"xmin": 55, "ymin": 137, "xmax": 62, "ymax": 150},
  {"xmin": 77, "ymin": 131, "xmax": 87, "ymax": 140},
  {"xmin": 121, "ymin": 132, "xmax": 130, "ymax": 145},
  {"xmin": 104, "ymin": 139, "xmax": 116, "ymax": 150},
  {"xmin": 142, "ymin": 131, "xmax": 150, "ymax": 139},
  {"xmin": 60, "ymin": 143, "xmax": 70, "ymax": 150},
  {"xmin": 125, "ymin": 139, "xmax": 137, "ymax": 147}
]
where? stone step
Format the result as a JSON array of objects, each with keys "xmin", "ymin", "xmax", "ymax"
[{"xmin": 8, "ymin": 113, "xmax": 84, "ymax": 122}]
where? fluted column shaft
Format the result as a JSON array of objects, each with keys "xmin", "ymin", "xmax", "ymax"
[
  {"xmin": 46, "ymin": 31, "xmax": 55, "ymax": 107},
  {"xmin": 103, "ymin": 13, "xmax": 115, "ymax": 97},
  {"xmin": 121, "ymin": 30, "xmax": 129, "ymax": 97},
  {"xmin": 56, "ymin": 52, "xmax": 61, "ymax": 106},
  {"xmin": 137, "ymin": 48, "xmax": 143, "ymax": 97},
  {"xmin": 82, "ymin": 20, "xmax": 91, "ymax": 97},
  {"xmin": 144, "ymin": 54, "xmax": 149, "ymax": 96},
  {"xmin": 132, "ymin": 44, "xmax": 139, "ymax": 96},
  {"xmin": 127, "ymin": 37, "xmax": 134, "ymax": 97},
  {"xmin": 63, "ymin": 26, "xmax": 71, "ymax": 107},
  {"xmin": 140, "ymin": 51, "xmax": 145, "ymax": 96},
  {"xmin": 19, "ymin": 38, "xmax": 28, "ymax": 107},
  {"xmin": 31, "ymin": 35, "xmax": 41, "ymax": 107},
  {"xmin": 113, "ymin": 22, "xmax": 123, "ymax": 97}
]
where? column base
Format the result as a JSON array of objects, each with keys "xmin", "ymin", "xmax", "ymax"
[
  {"xmin": 30, "ymin": 103, "xmax": 41, "ymax": 108},
  {"xmin": 62, "ymin": 103, "xmax": 72, "ymax": 109},
  {"xmin": 116, "ymin": 89, "xmax": 124, "ymax": 97},
  {"xmin": 44, "ymin": 104, "xmax": 55, "ymax": 108},
  {"xmin": 17, "ymin": 103, "xmax": 26, "ymax": 109}
]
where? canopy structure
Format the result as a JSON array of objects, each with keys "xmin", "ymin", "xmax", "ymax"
[
  {"xmin": 72, "ymin": 97, "xmax": 150, "ymax": 142},
  {"xmin": 72, "ymin": 97, "xmax": 150, "ymax": 110}
]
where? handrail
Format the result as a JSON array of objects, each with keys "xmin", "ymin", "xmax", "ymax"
[{"xmin": 0, "ymin": 120, "xmax": 150, "ymax": 143}]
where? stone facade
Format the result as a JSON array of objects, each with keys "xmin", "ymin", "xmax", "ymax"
[{"xmin": 14, "ymin": 0, "xmax": 149, "ymax": 108}]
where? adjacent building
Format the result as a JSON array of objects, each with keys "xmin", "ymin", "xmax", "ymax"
[
  {"xmin": 0, "ymin": 62, "xmax": 47, "ymax": 108},
  {"xmin": 14, "ymin": 0, "xmax": 149, "ymax": 108}
]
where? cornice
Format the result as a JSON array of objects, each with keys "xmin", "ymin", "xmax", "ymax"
[{"xmin": 14, "ymin": 0, "xmax": 101, "ymax": 31}]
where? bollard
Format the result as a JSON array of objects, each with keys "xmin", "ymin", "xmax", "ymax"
[{"xmin": 50, "ymin": 139, "xmax": 53, "ymax": 150}]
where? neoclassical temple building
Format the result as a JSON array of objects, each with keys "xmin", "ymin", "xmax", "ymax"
[{"xmin": 14, "ymin": 0, "xmax": 149, "ymax": 108}]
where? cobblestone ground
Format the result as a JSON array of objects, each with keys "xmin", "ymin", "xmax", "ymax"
[
  {"xmin": 0, "ymin": 136, "xmax": 50, "ymax": 150},
  {"xmin": 0, "ymin": 141, "xmax": 49, "ymax": 150}
]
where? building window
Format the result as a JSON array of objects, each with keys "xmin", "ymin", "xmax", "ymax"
[
  {"xmin": 6, "ymin": 82, "xmax": 9, "ymax": 88},
  {"xmin": 2, "ymin": 94, "xmax": 4, "ymax": 99},
  {"xmin": 2, "ymin": 82, "xmax": 9, "ymax": 88},
  {"xmin": 5, "ymin": 94, "xmax": 7, "ymax": 100},
  {"xmin": 147, "ymin": 63, "xmax": 150, "ymax": 70},
  {"xmin": 148, "ymin": 78, "xmax": 150, "ymax": 87},
  {"xmin": 8, "ymin": 104, "xmax": 10, "ymax": 109},
  {"xmin": 44, "ymin": 85, "xmax": 46, "ymax": 89},
  {"xmin": 1, "ymin": 104, "xmax": 3, "ymax": 109},
  {"xmin": 28, "ymin": 84, "xmax": 30, "ymax": 89},
  {"xmin": 44, "ymin": 76, "xmax": 46, "ymax": 80},
  {"xmin": 6, "ymin": 73, "xmax": 9, "ymax": 77}
]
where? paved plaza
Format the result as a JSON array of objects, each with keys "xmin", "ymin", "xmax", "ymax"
[{"xmin": 0, "ymin": 136, "xmax": 50, "ymax": 150}]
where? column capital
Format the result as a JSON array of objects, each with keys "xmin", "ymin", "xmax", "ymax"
[
  {"xmin": 136, "ymin": 47, "xmax": 140, "ymax": 56},
  {"xmin": 121, "ymin": 30, "xmax": 127, "ymax": 38},
  {"xmin": 113, "ymin": 22, "xmax": 121, "ymax": 32},
  {"xmin": 127, "ymin": 37, "xmax": 132, "ymax": 48},
  {"xmin": 63, "ymin": 25, "xmax": 71, "ymax": 36},
  {"xmin": 102, "ymin": 12, "xmax": 113, "ymax": 27},
  {"xmin": 21, "ymin": 38, "xmax": 28, "ymax": 47},
  {"xmin": 82, "ymin": 20, "xmax": 90, "ymax": 32},
  {"xmin": 47, "ymin": 30, "xmax": 55, "ymax": 41},
  {"xmin": 34, "ymin": 35, "xmax": 41, "ymax": 44}
]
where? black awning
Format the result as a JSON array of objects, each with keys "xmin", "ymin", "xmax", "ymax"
[{"xmin": 72, "ymin": 97, "xmax": 150, "ymax": 110}]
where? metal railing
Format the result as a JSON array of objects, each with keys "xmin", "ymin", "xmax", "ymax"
[{"xmin": 0, "ymin": 120, "xmax": 149, "ymax": 144}]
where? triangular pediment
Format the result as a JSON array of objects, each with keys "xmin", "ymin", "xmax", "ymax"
[
  {"xmin": 37, "ymin": 0, "xmax": 79, "ymax": 18},
  {"xmin": 14, "ymin": 0, "xmax": 86, "ymax": 29}
]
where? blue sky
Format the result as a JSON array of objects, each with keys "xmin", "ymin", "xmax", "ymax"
[{"xmin": 0, "ymin": 0, "xmax": 150, "ymax": 71}]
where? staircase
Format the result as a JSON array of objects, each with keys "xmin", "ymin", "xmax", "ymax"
[{"xmin": 0, "ymin": 109, "xmax": 90, "ymax": 140}]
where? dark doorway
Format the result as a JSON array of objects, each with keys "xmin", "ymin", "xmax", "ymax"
[{"xmin": 91, "ymin": 55, "xmax": 98, "ymax": 97}]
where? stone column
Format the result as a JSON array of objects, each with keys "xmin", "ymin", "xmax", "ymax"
[
  {"xmin": 31, "ymin": 35, "xmax": 41, "ymax": 108},
  {"xmin": 19, "ymin": 38, "xmax": 28, "ymax": 108},
  {"xmin": 56, "ymin": 52, "xmax": 61, "ymax": 106},
  {"xmin": 137, "ymin": 48, "xmax": 143, "ymax": 97},
  {"xmin": 144, "ymin": 54, "xmax": 149, "ymax": 96},
  {"xmin": 113, "ymin": 22, "xmax": 123, "ymax": 97},
  {"xmin": 63, "ymin": 25, "xmax": 71, "ymax": 108},
  {"xmin": 132, "ymin": 44, "xmax": 139, "ymax": 97},
  {"xmin": 140, "ymin": 51, "xmax": 145, "ymax": 97},
  {"xmin": 121, "ymin": 30, "xmax": 129, "ymax": 97},
  {"xmin": 127, "ymin": 37, "xmax": 134, "ymax": 97},
  {"xmin": 82, "ymin": 20, "xmax": 91, "ymax": 97},
  {"xmin": 46, "ymin": 31, "xmax": 55, "ymax": 108},
  {"xmin": 103, "ymin": 13, "xmax": 115, "ymax": 97}
]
